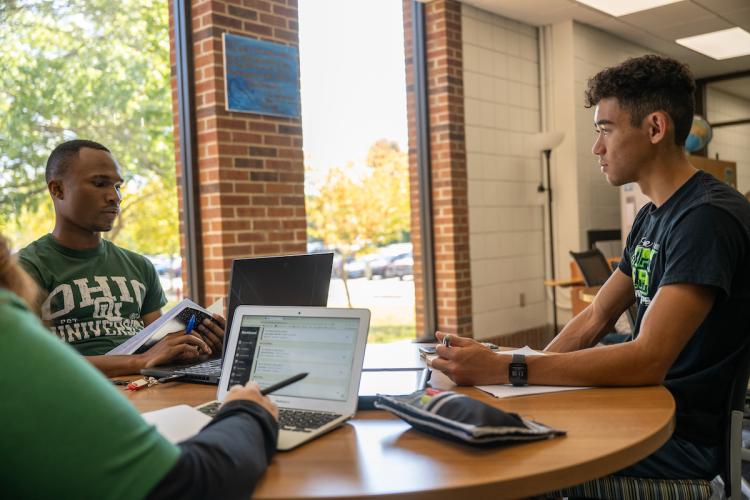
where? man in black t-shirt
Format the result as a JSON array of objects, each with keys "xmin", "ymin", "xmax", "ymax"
[{"xmin": 431, "ymin": 55, "xmax": 750, "ymax": 480}]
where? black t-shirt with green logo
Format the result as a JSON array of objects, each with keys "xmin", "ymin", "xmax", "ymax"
[
  {"xmin": 18, "ymin": 234, "xmax": 167, "ymax": 356},
  {"xmin": 619, "ymin": 171, "xmax": 750, "ymax": 446}
]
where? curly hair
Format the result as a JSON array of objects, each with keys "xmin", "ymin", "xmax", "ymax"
[
  {"xmin": 0, "ymin": 234, "xmax": 41, "ymax": 314},
  {"xmin": 585, "ymin": 55, "xmax": 695, "ymax": 146}
]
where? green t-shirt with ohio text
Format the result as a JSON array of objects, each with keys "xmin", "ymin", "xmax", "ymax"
[{"xmin": 18, "ymin": 234, "xmax": 167, "ymax": 355}]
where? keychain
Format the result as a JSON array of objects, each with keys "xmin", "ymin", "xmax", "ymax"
[{"xmin": 126, "ymin": 377, "xmax": 158, "ymax": 391}]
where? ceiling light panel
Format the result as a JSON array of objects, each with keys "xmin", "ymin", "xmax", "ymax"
[
  {"xmin": 576, "ymin": 0, "xmax": 684, "ymax": 17},
  {"xmin": 676, "ymin": 27, "xmax": 750, "ymax": 60}
]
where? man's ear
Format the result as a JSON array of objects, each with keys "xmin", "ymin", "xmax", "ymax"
[
  {"xmin": 645, "ymin": 111, "xmax": 669, "ymax": 145},
  {"xmin": 48, "ymin": 179, "xmax": 64, "ymax": 201}
]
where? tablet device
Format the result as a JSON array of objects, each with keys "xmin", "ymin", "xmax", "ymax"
[{"xmin": 357, "ymin": 368, "xmax": 431, "ymax": 410}]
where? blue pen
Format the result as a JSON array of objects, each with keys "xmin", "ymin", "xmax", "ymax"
[{"xmin": 185, "ymin": 314, "xmax": 197, "ymax": 335}]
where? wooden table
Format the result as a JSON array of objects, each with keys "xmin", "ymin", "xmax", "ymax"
[{"xmin": 125, "ymin": 380, "xmax": 674, "ymax": 499}]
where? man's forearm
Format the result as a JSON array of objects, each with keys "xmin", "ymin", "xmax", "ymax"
[
  {"xmin": 528, "ymin": 340, "xmax": 666, "ymax": 387},
  {"xmin": 85, "ymin": 354, "xmax": 147, "ymax": 377},
  {"xmin": 545, "ymin": 303, "xmax": 616, "ymax": 353}
]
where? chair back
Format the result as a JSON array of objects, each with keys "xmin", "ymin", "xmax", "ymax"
[
  {"xmin": 570, "ymin": 248, "xmax": 612, "ymax": 287},
  {"xmin": 722, "ymin": 339, "xmax": 750, "ymax": 498},
  {"xmin": 571, "ymin": 248, "xmax": 638, "ymax": 336}
]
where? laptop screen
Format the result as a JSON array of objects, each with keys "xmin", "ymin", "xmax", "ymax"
[
  {"xmin": 227, "ymin": 314, "xmax": 360, "ymax": 401},
  {"xmin": 223, "ymin": 253, "xmax": 334, "ymax": 358}
]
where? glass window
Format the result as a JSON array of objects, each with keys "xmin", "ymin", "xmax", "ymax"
[{"xmin": 298, "ymin": 0, "xmax": 415, "ymax": 343}]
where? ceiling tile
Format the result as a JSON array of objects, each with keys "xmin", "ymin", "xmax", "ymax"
[
  {"xmin": 654, "ymin": 16, "xmax": 734, "ymax": 39},
  {"xmin": 726, "ymin": 7, "xmax": 750, "ymax": 31},
  {"xmin": 459, "ymin": 0, "xmax": 750, "ymax": 78},
  {"xmin": 619, "ymin": 1, "xmax": 713, "ymax": 30},
  {"xmin": 692, "ymin": 0, "xmax": 750, "ymax": 12}
]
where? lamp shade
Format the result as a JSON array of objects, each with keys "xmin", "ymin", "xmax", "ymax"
[{"xmin": 528, "ymin": 131, "xmax": 565, "ymax": 152}]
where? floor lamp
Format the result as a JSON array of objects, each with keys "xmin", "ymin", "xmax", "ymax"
[{"xmin": 529, "ymin": 131, "xmax": 565, "ymax": 333}]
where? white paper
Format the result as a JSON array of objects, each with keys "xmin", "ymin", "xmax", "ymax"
[
  {"xmin": 139, "ymin": 298, "xmax": 224, "ymax": 349},
  {"xmin": 475, "ymin": 384, "xmax": 590, "ymax": 399},
  {"xmin": 142, "ymin": 404, "xmax": 211, "ymax": 444},
  {"xmin": 494, "ymin": 345, "xmax": 546, "ymax": 356},
  {"xmin": 142, "ymin": 319, "xmax": 183, "ymax": 347},
  {"xmin": 207, "ymin": 297, "xmax": 224, "ymax": 315},
  {"xmin": 106, "ymin": 298, "xmax": 209, "ymax": 355}
]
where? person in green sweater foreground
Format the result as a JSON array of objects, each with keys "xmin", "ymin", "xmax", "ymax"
[
  {"xmin": 18, "ymin": 139, "xmax": 226, "ymax": 376},
  {"xmin": 1, "ymin": 233, "xmax": 279, "ymax": 499}
]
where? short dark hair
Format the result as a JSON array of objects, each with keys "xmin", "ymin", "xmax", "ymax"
[
  {"xmin": 584, "ymin": 55, "xmax": 695, "ymax": 146},
  {"xmin": 45, "ymin": 139, "xmax": 110, "ymax": 183}
]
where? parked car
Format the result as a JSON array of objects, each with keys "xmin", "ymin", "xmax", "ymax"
[
  {"xmin": 364, "ymin": 243, "xmax": 413, "ymax": 279},
  {"xmin": 343, "ymin": 256, "xmax": 367, "ymax": 279},
  {"xmin": 332, "ymin": 252, "xmax": 371, "ymax": 279},
  {"xmin": 146, "ymin": 255, "xmax": 182, "ymax": 277},
  {"xmin": 384, "ymin": 254, "xmax": 414, "ymax": 280}
]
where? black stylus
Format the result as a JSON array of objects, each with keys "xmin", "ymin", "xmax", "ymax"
[{"xmin": 261, "ymin": 372, "xmax": 308, "ymax": 395}]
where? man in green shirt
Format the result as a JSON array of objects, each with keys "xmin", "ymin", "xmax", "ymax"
[
  {"xmin": 19, "ymin": 139, "xmax": 224, "ymax": 376},
  {"xmin": 2, "ymin": 233, "xmax": 278, "ymax": 499}
]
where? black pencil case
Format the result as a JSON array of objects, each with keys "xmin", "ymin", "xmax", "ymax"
[{"xmin": 374, "ymin": 390, "xmax": 565, "ymax": 447}]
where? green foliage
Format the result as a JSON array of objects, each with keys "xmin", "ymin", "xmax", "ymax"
[
  {"xmin": 0, "ymin": 0, "xmax": 178, "ymax": 255},
  {"xmin": 111, "ymin": 177, "xmax": 179, "ymax": 256},
  {"xmin": 368, "ymin": 324, "xmax": 416, "ymax": 344},
  {"xmin": 305, "ymin": 140, "xmax": 411, "ymax": 255}
]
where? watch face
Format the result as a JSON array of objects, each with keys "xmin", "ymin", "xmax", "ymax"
[{"xmin": 509, "ymin": 362, "xmax": 527, "ymax": 385}]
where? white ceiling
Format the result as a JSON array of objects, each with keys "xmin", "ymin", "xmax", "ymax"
[{"xmin": 459, "ymin": 0, "xmax": 750, "ymax": 78}]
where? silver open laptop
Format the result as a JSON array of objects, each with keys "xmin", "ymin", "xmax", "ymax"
[{"xmin": 162, "ymin": 305, "xmax": 370, "ymax": 450}]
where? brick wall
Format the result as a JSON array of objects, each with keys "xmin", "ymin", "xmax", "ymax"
[
  {"xmin": 169, "ymin": 0, "xmax": 306, "ymax": 305},
  {"xmin": 403, "ymin": 0, "xmax": 473, "ymax": 338}
]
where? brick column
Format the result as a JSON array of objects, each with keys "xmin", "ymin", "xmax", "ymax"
[
  {"xmin": 169, "ymin": 0, "xmax": 306, "ymax": 305},
  {"xmin": 403, "ymin": 0, "xmax": 472, "ymax": 337}
]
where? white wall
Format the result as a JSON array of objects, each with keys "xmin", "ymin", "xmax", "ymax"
[
  {"xmin": 462, "ymin": 4, "xmax": 547, "ymax": 339},
  {"xmin": 572, "ymin": 23, "xmax": 647, "ymax": 248},
  {"xmin": 462, "ymin": 8, "xmax": 719, "ymax": 335},
  {"xmin": 706, "ymin": 87, "xmax": 750, "ymax": 194},
  {"xmin": 543, "ymin": 20, "xmax": 653, "ymax": 323}
]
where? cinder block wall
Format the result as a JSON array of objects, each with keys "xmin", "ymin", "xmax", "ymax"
[{"xmin": 462, "ymin": 4, "xmax": 547, "ymax": 340}]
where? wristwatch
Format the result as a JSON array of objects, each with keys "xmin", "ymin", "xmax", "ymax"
[{"xmin": 509, "ymin": 354, "xmax": 528, "ymax": 386}]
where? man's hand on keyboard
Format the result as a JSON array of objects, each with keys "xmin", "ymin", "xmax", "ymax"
[
  {"xmin": 224, "ymin": 381, "xmax": 279, "ymax": 421},
  {"xmin": 192, "ymin": 313, "xmax": 225, "ymax": 358},
  {"xmin": 140, "ymin": 332, "xmax": 210, "ymax": 368}
]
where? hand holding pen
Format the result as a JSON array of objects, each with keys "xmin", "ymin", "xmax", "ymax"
[
  {"xmin": 224, "ymin": 373, "xmax": 309, "ymax": 420},
  {"xmin": 184, "ymin": 313, "xmax": 226, "ymax": 357},
  {"xmin": 185, "ymin": 314, "xmax": 197, "ymax": 336}
]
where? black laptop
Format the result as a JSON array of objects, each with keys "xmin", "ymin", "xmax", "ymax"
[{"xmin": 142, "ymin": 252, "xmax": 333, "ymax": 384}]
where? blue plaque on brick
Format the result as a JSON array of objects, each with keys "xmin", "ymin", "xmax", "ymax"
[{"xmin": 223, "ymin": 33, "xmax": 301, "ymax": 118}]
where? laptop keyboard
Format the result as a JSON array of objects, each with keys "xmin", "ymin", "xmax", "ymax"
[
  {"xmin": 195, "ymin": 402, "xmax": 341, "ymax": 433},
  {"xmin": 176, "ymin": 358, "xmax": 222, "ymax": 376},
  {"xmin": 279, "ymin": 409, "xmax": 341, "ymax": 432}
]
